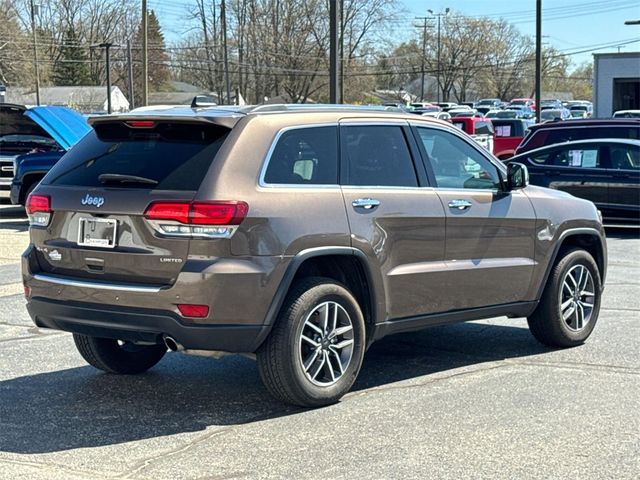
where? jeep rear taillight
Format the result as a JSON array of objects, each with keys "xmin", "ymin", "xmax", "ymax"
[
  {"xmin": 26, "ymin": 194, "xmax": 51, "ymax": 227},
  {"xmin": 144, "ymin": 201, "xmax": 248, "ymax": 238}
]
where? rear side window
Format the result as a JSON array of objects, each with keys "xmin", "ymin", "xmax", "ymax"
[
  {"xmin": 341, "ymin": 125, "xmax": 418, "ymax": 187},
  {"xmin": 263, "ymin": 126, "xmax": 338, "ymax": 185},
  {"xmin": 45, "ymin": 122, "xmax": 229, "ymax": 190},
  {"xmin": 609, "ymin": 145, "xmax": 640, "ymax": 170}
]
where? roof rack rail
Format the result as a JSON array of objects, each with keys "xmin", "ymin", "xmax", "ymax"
[{"xmin": 245, "ymin": 103, "xmax": 405, "ymax": 113}]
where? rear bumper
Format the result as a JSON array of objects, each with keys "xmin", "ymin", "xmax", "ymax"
[{"xmin": 27, "ymin": 297, "xmax": 270, "ymax": 352}]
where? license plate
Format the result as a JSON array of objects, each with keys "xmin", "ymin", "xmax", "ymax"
[{"xmin": 78, "ymin": 217, "xmax": 117, "ymax": 248}]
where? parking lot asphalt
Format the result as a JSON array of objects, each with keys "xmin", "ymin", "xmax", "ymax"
[{"xmin": 1, "ymin": 200, "xmax": 639, "ymax": 479}]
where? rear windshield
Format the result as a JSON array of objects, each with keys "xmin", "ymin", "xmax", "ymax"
[{"xmin": 44, "ymin": 122, "xmax": 229, "ymax": 190}]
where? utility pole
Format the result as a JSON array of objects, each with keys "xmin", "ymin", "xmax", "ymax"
[
  {"xmin": 428, "ymin": 8, "xmax": 449, "ymax": 103},
  {"xmin": 414, "ymin": 17, "xmax": 432, "ymax": 101},
  {"xmin": 221, "ymin": 0, "xmax": 231, "ymax": 104},
  {"xmin": 29, "ymin": 0, "xmax": 41, "ymax": 105},
  {"xmin": 329, "ymin": 0, "xmax": 341, "ymax": 103},
  {"xmin": 339, "ymin": 0, "xmax": 344, "ymax": 103},
  {"xmin": 142, "ymin": 0, "xmax": 148, "ymax": 106},
  {"xmin": 535, "ymin": 0, "xmax": 542, "ymax": 123},
  {"xmin": 91, "ymin": 43, "xmax": 117, "ymax": 114},
  {"xmin": 127, "ymin": 40, "xmax": 135, "ymax": 109}
]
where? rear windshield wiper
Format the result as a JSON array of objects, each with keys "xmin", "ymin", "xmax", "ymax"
[{"xmin": 98, "ymin": 173, "xmax": 158, "ymax": 186}]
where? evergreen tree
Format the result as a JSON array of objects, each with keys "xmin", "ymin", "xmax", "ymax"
[
  {"xmin": 133, "ymin": 9, "xmax": 170, "ymax": 103},
  {"xmin": 52, "ymin": 28, "xmax": 91, "ymax": 86}
]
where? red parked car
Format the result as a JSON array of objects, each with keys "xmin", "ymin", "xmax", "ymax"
[
  {"xmin": 451, "ymin": 116, "xmax": 494, "ymax": 152},
  {"xmin": 509, "ymin": 98, "xmax": 536, "ymax": 111},
  {"xmin": 490, "ymin": 119, "xmax": 534, "ymax": 160}
]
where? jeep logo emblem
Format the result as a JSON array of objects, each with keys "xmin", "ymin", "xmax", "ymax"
[{"xmin": 81, "ymin": 194, "xmax": 105, "ymax": 208}]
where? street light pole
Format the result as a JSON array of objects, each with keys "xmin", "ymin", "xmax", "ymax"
[
  {"xmin": 428, "ymin": 8, "xmax": 449, "ymax": 104},
  {"xmin": 91, "ymin": 42, "xmax": 117, "ymax": 114},
  {"xmin": 414, "ymin": 17, "xmax": 432, "ymax": 101},
  {"xmin": 535, "ymin": 0, "xmax": 542, "ymax": 124}
]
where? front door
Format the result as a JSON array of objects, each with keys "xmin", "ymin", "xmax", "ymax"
[
  {"xmin": 413, "ymin": 125, "xmax": 537, "ymax": 311},
  {"xmin": 339, "ymin": 121, "xmax": 447, "ymax": 320}
]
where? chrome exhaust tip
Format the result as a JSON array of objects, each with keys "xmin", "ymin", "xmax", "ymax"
[{"xmin": 163, "ymin": 336, "xmax": 183, "ymax": 352}]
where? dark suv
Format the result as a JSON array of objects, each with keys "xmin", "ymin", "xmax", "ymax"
[{"xmin": 23, "ymin": 105, "xmax": 607, "ymax": 407}]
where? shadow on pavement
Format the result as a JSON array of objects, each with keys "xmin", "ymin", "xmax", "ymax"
[{"xmin": 0, "ymin": 321, "xmax": 551, "ymax": 454}]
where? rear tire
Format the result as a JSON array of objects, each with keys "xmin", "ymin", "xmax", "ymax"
[
  {"xmin": 527, "ymin": 248, "xmax": 602, "ymax": 348},
  {"xmin": 73, "ymin": 334, "xmax": 166, "ymax": 374},
  {"xmin": 257, "ymin": 277, "xmax": 366, "ymax": 407}
]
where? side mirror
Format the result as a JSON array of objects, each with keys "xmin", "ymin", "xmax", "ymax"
[{"xmin": 507, "ymin": 162, "xmax": 529, "ymax": 190}]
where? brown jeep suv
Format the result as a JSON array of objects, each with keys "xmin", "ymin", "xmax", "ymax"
[{"xmin": 22, "ymin": 105, "xmax": 607, "ymax": 407}]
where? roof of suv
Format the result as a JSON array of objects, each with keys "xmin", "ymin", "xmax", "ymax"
[
  {"xmin": 526, "ymin": 118, "xmax": 639, "ymax": 132},
  {"xmin": 88, "ymin": 104, "xmax": 445, "ymax": 128}
]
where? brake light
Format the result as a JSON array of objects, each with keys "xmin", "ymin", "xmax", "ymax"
[
  {"xmin": 177, "ymin": 304, "xmax": 209, "ymax": 318},
  {"xmin": 126, "ymin": 120, "xmax": 155, "ymax": 128},
  {"xmin": 144, "ymin": 201, "xmax": 248, "ymax": 238},
  {"xmin": 26, "ymin": 194, "xmax": 51, "ymax": 227}
]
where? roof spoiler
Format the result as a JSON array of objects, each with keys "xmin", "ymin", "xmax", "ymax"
[{"xmin": 191, "ymin": 95, "xmax": 217, "ymax": 108}]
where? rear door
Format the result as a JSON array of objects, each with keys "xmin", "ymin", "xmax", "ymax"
[
  {"xmin": 32, "ymin": 120, "xmax": 231, "ymax": 285},
  {"xmin": 527, "ymin": 143, "xmax": 609, "ymax": 208},
  {"xmin": 339, "ymin": 121, "xmax": 447, "ymax": 319},
  {"xmin": 412, "ymin": 124, "xmax": 537, "ymax": 310},
  {"xmin": 605, "ymin": 142, "xmax": 640, "ymax": 222}
]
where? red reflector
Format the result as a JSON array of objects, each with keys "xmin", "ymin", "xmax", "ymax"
[
  {"xmin": 26, "ymin": 194, "xmax": 51, "ymax": 214},
  {"xmin": 190, "ymin": 201, "xmax": 249, "ymax": 225},
  {"xmin": 177, "ymin": 304, "xmax": 209, "ymax": 318},
  {"xmin": 126, "ymin": 120, "xmax": 155, "ymax": 128},
  {"xmin": 144, "ymin": 201, "xmax": 248, "ymax": 225},
  {"xmin": 144, "ymin": 202, "xmax": 190, "ymax": 224},
  {"xmin": 24, "ymin": 285, "xmax": 31, "ymax": 298}
]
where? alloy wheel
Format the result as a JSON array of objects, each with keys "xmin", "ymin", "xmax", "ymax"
[
  {"xmin": 560, "ymin": 264, "xmax": 596, "ymax": 332},
  {"xmin": 298, "ymin": 301, "xmax": 354, "ymax": 386}
]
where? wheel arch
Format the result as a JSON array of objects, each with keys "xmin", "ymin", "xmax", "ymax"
[
  {"xmin": 20, "ymin": 172, "xmax": 46, "ymax": 204},
  {"xmin": 258, "ymin": 247, "xmax": 385, "ymax": 349},
  {"xmin": 536, "ymin": 228, "xmax": 607, "ymax": 300}
]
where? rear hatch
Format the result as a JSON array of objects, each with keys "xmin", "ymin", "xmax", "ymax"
[{"xmin": 29, "ymin": 118, "xmax": 232, "ymax": 286}]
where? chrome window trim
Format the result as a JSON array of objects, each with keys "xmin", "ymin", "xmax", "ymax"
[
  {"xmin": 258, "ymin": 123, "xmax": 340, "ymax": 189},
  {"xmin": 32, "ymin": 274, "xmax": 163, "ymax": 293},
  {"xmin": 341, "ymin": 185, "xmax": 436, "ymax": 192}
]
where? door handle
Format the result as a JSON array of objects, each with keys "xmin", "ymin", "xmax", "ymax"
[
  {"xmin": 448, "ymin": 199, "xmax": 472, "ymax": 210},
  {"xmin": 352, "ymin": 198, "xmax": 380, "ymax": 210}
]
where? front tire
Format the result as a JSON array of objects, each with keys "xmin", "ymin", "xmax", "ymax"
[
  {"xmin": 257, "ymin": 277, "xmax": 366, "ymax": 407},
  {"xmin": 528, "ymin": 248, "xmax": 602, "ymax": 347},
  {"xmin": 73, "ymin": 334, "xmax": 167, "ymax": 374}
]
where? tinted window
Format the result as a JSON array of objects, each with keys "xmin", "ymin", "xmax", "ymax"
[
  {"xmin": 544, "ymin": 126, "xmax": 640, "ymax": 146},
  {"xmin": 46, "ymin": 122, "xmax": 229, "ymax": 190},
  {"xmin": 609, "ymin": 145, "xmax": 640, "ymax": 170},
  {"xmin": 341, "ymin": 125, "xmax": 418, "ymax": 187},
  {"xmin": 264, "ymin": 126, "xmax": 338, "ymax": 185},
  {"xmin": 531, "ymin": 146, "xmax": 601, "ymax": 168},
  {"xmin": 475, "ymin": 121, "xmax": 493, "ymax": 135},
  {"xmin": 416, "ymin": 127, "xmax": 501, "ymax": 189}
]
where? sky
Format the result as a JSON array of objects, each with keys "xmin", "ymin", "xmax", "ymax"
[{"xmin": 151, "ymin": 0, "xmax": 640, "ymax": 69}]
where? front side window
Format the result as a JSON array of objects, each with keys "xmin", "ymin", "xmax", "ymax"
[
  {"xmin": 416, "ymin": 127, "xmax": 501, "ymax": 190},
  {"xmin": 341, "ymin": 125, "xmax": 418, "ymax": 187},
  {"xmin": 531, "ymin": 147, "xmax": 600, "ymax": 168},
  {"xmin": 264, "ymin": 126, "xmax": 338, "ymax": 185}
]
